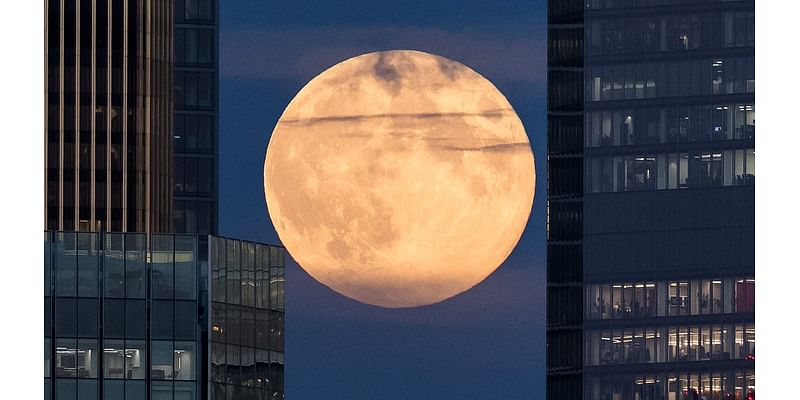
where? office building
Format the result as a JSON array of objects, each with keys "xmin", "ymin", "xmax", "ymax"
[
  {"xmin": 44, "ymin": 231, "xmax": 286, "ymax": 400},
  {"xmin": 44, "ymin": 2, "xmax": 284, "ymax": 399},
  {"xmin": 173, "ymin": 0, "xmax": 219, "ymax": 235},
  {"xmin": 45, "ymin": 0, "xmax": 174, "ymax": 233},
  {"xmin": 546, "ymin": 1, "xmax": 755, "ymax": 399}
]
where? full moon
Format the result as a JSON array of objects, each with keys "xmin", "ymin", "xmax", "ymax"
[{"xmin": 264, "ymin": 50, "xmax": 535, "ymax": 308}]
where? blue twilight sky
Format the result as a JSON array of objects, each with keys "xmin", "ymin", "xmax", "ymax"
[{"xmin": 217, "ymin": 1, "xmax": 548, "ymax": 398}]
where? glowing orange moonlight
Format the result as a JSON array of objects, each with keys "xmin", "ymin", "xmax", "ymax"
[{"xmin": 264, "ymin": 50, "xmax": 535, "ymax": 308}]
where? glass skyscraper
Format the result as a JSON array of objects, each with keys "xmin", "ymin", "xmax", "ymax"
[
  {"xmin": 173, "ymin": 0, "xmax": 219, "ymax": 235},
  {"xmin": 547, "ymin": 1, "xmax": 755, "ymax": 399},
  {"xmin": 45, "ymin": 0, "xmax": 174, "ymax": 233},
  {"xmin": 44, "ymin": 2, "xmax": 283, "ymax": 399},
  {"xmin": 44, "ymin": 232, "xmax": 286, "ymax": 400},
  {"xmin": 45, "ymin": 0, "xmax": 220, "ymax": 235}
]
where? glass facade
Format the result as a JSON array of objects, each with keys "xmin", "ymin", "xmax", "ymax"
[
  {"xmin": 45, "ymin": 231, "xmax": 285, "ymax": 400},
  {"xmin": 208, "ymin": 237, "xmax": 285, "ymax": 400},
  {"xmin": 547, "ymin": 1, "xmax": 755, "ymax": 399},
  {"xmin": 173, "ymin": 0, "xmax": 218, "ymax": 235},
  {"xmin": 45, "ymin": 0, "xmax": 174, "ymax": 233},
  {"xmin": 546, "ymin": 0, "xmax": 586, "ymax": 399}
]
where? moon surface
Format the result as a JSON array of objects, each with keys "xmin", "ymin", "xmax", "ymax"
[{"xmin": 264, "ymin": 50, "xmax": 535, "ymax": 308}]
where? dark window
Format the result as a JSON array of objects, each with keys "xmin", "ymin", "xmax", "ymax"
[
  {"xmin": 152, "ymin": 381, "xmax": 174, "ymax": 400},
  {"xmin": 198, "ymin": 201, "xmax": 212, "ymax": 234},
  {"xmin": 103, "ymin": 380, "xmax": 124, "ymax": 398},
  {"xmin": 104, "ymin": 234, "xmax": 125, "ymax": 298},
  {"xmin": 198, "ymin": 158, "xmax": 214, "ymax": 194},
  {"xmin": 126, "ymin": 300, "xmax": 147, "ymax": 338},
  {"xmin": 56, "ymin": 233, "xmax": 77, "ymax": 296},
  {"xmin": 55, "ymin": 379, "xmax": 77, "ymax": 400},
  {"xmin": 175, "ymin": 301, "xmax": 198, "ymax": 340},
  {"xmin": 175, "ymin": 381, "xmax": 197, "ymax": 399},
  {"xmin": 56, "ymin": 298, "xmax": 78, "ymax": 337},
  {"xmin": 211, "ymin": 302, "xmax": 225, "ymax": 342},
  {"xmin": 198, "ymin": 29, "xmax": 213, "ymax": 65},
  {"xmin": 226, "ymin": 344, "xmax": 240, "ymax": 385},
  {"xmin": 45, "ymin": 299, "xmax": 52, "ymax": 337},
  {"xmin": 151, "ymin": 341, "xmax": 174, "ymax": 380},
  {"xmin": 174, "ymin": 71, "xmax": 185, "ymax": 108},
  {"xmin": 198, "ymin": 115, "xmax": 213, "ymax": 151},
  {"xmin": 199, "ymin": 72, "xmax": 212, "ymax": 107},
  {"xmin": 736, "ymin": 279, "xmax": 755, "ymax": 312},
  {"xmin": 152, "ymin": 300, "xmax": 175, "ymax": 339},
  {"xmin": 126, "ymin": 234, "xmax": 147, "ymax": 298},
  {"xmin": 175, "ymin": 236, "xmax": 197, "ymax": 300},
  {"xmin": 228, "ymin": 306, "xmax": 240, "ymax": 345},
  {"xmin": 185, "ymin": 72, "xmax": 198, "ymax": 107},
  {"xmin": 198, "ymin": 0, "xmax": 213, "ymax": 22},
  {"xmin": 76, "ymin": 298, "xmax": 98, "ymax": 338},
  {"xmin": 103, "ymin": 299, "xmax": 124, "ymax": 338},
  {"xmin": 125, "ymin": 381, "xmax": 146, "ymax": 400},
  {"xmin": 152, "ymin": 235, "xmax": 175, "ymax": 299},
  {"xmin": 242, "ymin": 309, "xmax": 254, "ymax": 347},
  {"xmin": 256, "ymin": 310, "xmax": 268, "ymax": 349},
  {"xmin": 185, "ymin": 115, "xmax": 197, "ymax": 149},
  {"xmin": 76, "ymin": 233, "xmax": 98, "ymax": 297},
  {"xmin": 211, "ymin": 342, "xmax": 226, "ymax": 383},
  {"xmin": 185, "ymin": 29, "xmax": 197, "ymax": 64},
  {"xmin": 270, "ymin": 311, "xmax": 284, "ymax": 352},
  {"xmin": 241, "ymin": 346, "xmax": 255, "ymax": 387},
  {"xmin": 184, "ymin": 158, "xmax": 198, "ymax": 193}
]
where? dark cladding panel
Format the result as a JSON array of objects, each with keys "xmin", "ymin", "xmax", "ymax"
[
  {"xmin": 584, "ymin": 226, "xmax": 754, "ymax": 281},
  {"xmin": 583, "ymin": 186, "xmax": 754, "ymax": 280}
]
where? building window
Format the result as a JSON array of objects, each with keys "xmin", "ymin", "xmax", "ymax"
[
  {"xmin": 151, "ymin": 381, "xmax": 173, "ymax": 400},
  {"xmin": 103, "ymin": 340, "xmax": 125, "ymax": 379},
  {"xmin": 735, "ymin": 324, "xmax": 756, "ymax": 359},
  {"xmin": 151, "ymin": 341, "xmax": 174, "ymax": 380},
  {"xmin": 174, "ymin": 341, "xmax": 196, "ymax": 380},
  {"xmin": 587, "ymin": 323, "xmax": 753, "ymax": 366},
  {"xmin": 55, "ymin": 338, "xmax": 77, "ymax": 378},
  {"xmin": 76, "ymin": 339, "xmax": 98, "ymax": 378},
  {"xmin": 588, "ymin": 282, "xmax": 656, "ymax": 319},
  {"xmin": 586, "ymin": 149, "xmax": 755, "ymax": 193},
  {"xmin": 126, "ymin": 234, "xmax": 147, "ymax": 299},
  {"xmin": 151, "ymin": 235, "xmax": 175, "ymax": 299},
  {"xmin": 588, "ymin": 56, "xmax": 754, "ymax": 102},
  {"xmin": 56, "ymin": 233, "xmax": 78, "ymax": 296},
  {"xmin": 175, "ymin": 235, "xmax": 197, "ymax": 300},
  {"xmin": 698, "ymin": 279, "xmax": 725, "ymax": 314},
  {"xmin": 735, "ymin": 279, "xmax": 755, "ymax": 312},
  {"xmin": 126, "ymin": 340, "xmax": 147, "ymax": 379},
  {"xmin": 668, "ymin": 282, "xmax": 689, "ymax": 316}
]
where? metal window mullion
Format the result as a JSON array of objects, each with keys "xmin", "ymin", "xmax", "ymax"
[
  {"xmin": 74, "ymin": 0, "xmax": 81, "ymax": 230},
  {"xmin": 144, "ymin": 0, "xmax": 151, "ymax": 234},
  {"xmin": 44, "ymin": 0, "xmax": 50, "ymax": 228},
  {"xmin": 106, "ymin": 0, "xmax": 112, "ymax": 230},
  {"xmin": 48, "ymin": 232, "xmax": 56, "ymax": 400},
  {"xmin": 58, "ymin": 0, "xmax": 65, "ymax": 231},
  {"xmin": 145, "ymin": 230, "xmax": 153, "ymax": 400},
  {"xmin": 90, "ymin": 0, "xmax": 97, "ymax": 231},
  {"xmin": 122, "ymin": 0, "xmax": 129, "ymax": 232},
  {"xmin": 97, "ymin": 230, "xmax": 105, "ymax": 400}
]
